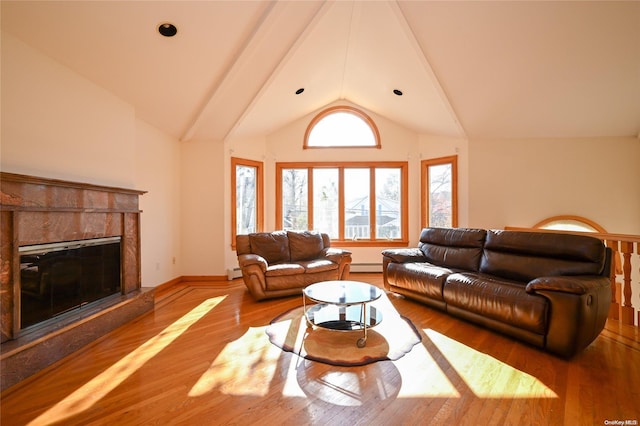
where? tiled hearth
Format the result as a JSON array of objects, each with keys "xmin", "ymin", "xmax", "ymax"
[{"xmin": 0, "ymin": 173, "xmax": 153, "ymax": 391}]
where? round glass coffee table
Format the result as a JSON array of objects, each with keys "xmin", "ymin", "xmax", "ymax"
[{"xmin": 302, "ymin": 280, "xmax": 383, "ymax": 348}]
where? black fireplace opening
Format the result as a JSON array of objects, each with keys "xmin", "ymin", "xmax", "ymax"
[{"xmin": 19, "ymin": 237, "xmax": 122, "ymax": 330}]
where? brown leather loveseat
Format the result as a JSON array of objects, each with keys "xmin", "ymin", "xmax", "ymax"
[
  {"xmin": 382, "ymin": 227, "xmax": 612, "ymax": 357},
  {"xmin": 236, "ymin": 230, "xmax": 352, "ymax": 301}
]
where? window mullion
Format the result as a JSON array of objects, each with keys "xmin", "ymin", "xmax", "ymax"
[
  {"xmin": 370, "ymin": 168, "xmax": 377, "ymax": 240},
  {"xmin": 401, "ymin": 164, "xmax": 409, "ymax": 241},
  {"xmin": 276, "ymin": 166, "xmax": 283, "ymax": 229},
  {"xmin": 338, "ymin": 167, "xmax": 345, "ymax": 240},
  {"xmin": 308, "ymin": 167, "xmax": 314, "ymax": 230}
]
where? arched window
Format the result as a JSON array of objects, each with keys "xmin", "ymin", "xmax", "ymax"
[
  {"xmin": 533, "ymin": 215, "xmax": 607, "ymax": 233},
  {"xmin": 304, "ymin": 106, "xmax": 381, "ymax": 149}
]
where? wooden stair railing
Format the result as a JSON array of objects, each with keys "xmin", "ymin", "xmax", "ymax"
[{"xmin": 505, "ymin": 227, "xmax": 640, "ymax": 327}]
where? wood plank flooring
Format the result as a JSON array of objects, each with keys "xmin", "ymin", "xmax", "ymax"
[{"xmin": 1, "ymin": 273, "xmax": 639, "ymax": 425}]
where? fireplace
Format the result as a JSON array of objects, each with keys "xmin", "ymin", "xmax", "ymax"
[
  {"xmin": 19, "ymin": 237, "xmax": 122, "ymax": 331},
  {"xmin": 1, "ymin": 172, "xmax": 153, "ymax": 391}
]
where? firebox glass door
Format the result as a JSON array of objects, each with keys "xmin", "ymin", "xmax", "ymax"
[{"xmin": 19, "ymin": 239, "xmax": 121, "ymax": 330}]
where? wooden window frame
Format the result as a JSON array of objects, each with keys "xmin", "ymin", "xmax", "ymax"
[
  {"xmin": 533, "ymin": 215, "xmax": 607, "ymax": 233},
  {"xmin": 303, "ymin": 106, "xmax": 381, "ymax": 149},
  {"xmin": 276, "ymin": 161, "xmax": 408, "ymax": 247},
  {"xmin": 421, "ymin": 155, "xmax": 458, "ymax": 229},
  {"xmin": 231, "ymin": 157, "xmax": 264, "ymax": 249}
]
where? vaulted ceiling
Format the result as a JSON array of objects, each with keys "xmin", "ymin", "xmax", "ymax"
[{"xmin": 3, "ymin": 1, "xmax": 639, "ymax": 142}]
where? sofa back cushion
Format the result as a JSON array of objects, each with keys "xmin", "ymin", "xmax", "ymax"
[
  {"xmin": 480, "ymin": 230, "xmax": 606, "ymax": 282},
  {"xmin": 248, "ymin": 231, "xmax": 290, "ymax": 264},
  {"xmin": 288, "ymin": 230, "xmax": 326, "ymax": 261},
  {"xmin": 418, "ymin": 227, "xmax": 486, "ymax": 271}
]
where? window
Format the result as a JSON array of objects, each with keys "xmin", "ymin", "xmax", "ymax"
[
  {"xmin": 231, "ymin": 157, "xmax": 263, "ymax": 248},
  {"xmin": 533, "ymin": 215, "xmax": 606, "ymax": 233},
  {"xmin": 304, "ymin": 106, "xmax": 381, "ymax": 149},
  {"xmin": 276, "ymin": 162, "xmax": 408, "ymax": 246},
  {"xmin": 422, "ymin": 155, "xmax": 458, "ymax": 228}
]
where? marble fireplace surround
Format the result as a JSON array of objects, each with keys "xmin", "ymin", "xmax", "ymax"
[{"xmin": 0, "ymin": 172, "xmax": 154, "ymax": 392}]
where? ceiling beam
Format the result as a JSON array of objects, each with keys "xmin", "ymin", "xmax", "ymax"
[
  {"xmin": 223, "ymin": 1, "xmax": 331, "ymax": 143},
  {"xmin": 179, "ymin": 2, "xmax": 280, "ymax": 142},
  {"xmin": 339, "ymin": 1, "xmax": 360, "ymax": 101}
]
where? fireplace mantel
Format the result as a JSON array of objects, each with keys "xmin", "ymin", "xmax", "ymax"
[{"xmin": 0, "ymin": 172, "xmax": 151, "ymax": 391}]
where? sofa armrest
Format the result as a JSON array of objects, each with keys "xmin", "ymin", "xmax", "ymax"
[
  {"xmin": 321, "ymin": 247, "xmax": 352, "ymax": 264},
  {"xmin": 381, "ymin": 248, "xmax": 426, "ymax": 264},
  {"xmin": 321, "ymin": 248, "xmax": 352, "ymax": 280},
  {"xmin": 528, "ymin": 276, "xmax": 611, "ymax": 358},
  {"xmin": 238, "ymin": 253, "xmax": 268, "ymax": 272},
  {"xmin": 526, "ymin": 276, "xmax": 610, "ymax": 295},
  {"xmin": 237, "ymin": 254, "xmax": 270, "ymax": 301}
]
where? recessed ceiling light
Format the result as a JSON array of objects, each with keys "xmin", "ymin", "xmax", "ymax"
[
  {"xmin": 158, "ymin": 23, "xmax": 177, "ymax": 37},
  {"xmin": 295, "ymin": 88, "xmax": 305, "ymax": 95},
  {"xmin": 393, "ymin": 89, "xmax": 403, "ymax": 96}
]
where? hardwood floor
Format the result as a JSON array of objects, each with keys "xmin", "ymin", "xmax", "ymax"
[{"xmin": 2, "ymin": 273, "xmax": 639, "ymax": 425}]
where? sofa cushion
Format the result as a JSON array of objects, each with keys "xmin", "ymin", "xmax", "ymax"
[
  {"xmin": 265, "ymin": 263, "xmax": 305, "ymax": 277},
  {"xmin": 386, "ymin": 262, "xmax": 453, "ymax": 301},
  {"xmin": 265, "ymin": 265, "xmax": 307, "ymax": 291},
  {"xmin": 300, "ymin": 259, "xmax": 339, "ymax": 273},
  {"xmin": 443, "ymin": 272, "xmax": 548, "ymax": 335},
  {"xmin": 249, "ymin": 231, "xmax": 290, "ymax": 264},
  {"xmin": 288, "ymin": 231, "xmax": 325, "ymax": 261},
  {"xmin": 480, "ymin": 230, "xmax": 605, "ymax": 282},
  {"xmin": 418, "ymin": 227, "xmax": 486, "ymax": 271}
]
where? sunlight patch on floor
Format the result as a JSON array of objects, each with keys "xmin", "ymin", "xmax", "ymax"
[
  {"xmin": 189, "ymin": 326, "xmax": 280, "ymax": 397},
  {"xmin": 395, "ymin": 340, "xmax": 461, "ymax": 398},
  {"xmin": 425, "ymin": 329, "xmax": 558, "ymax": 399},
  {"xmin": 27, "ymin": 296, "xmax": 227, "ymax": 426}
]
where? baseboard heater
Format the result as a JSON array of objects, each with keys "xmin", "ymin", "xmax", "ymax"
[
  {"xmin": 228, "ymin": 268, "xmax": 242, "ymax": 280},
  {"xmin": 227, "ymin": 263, "xmax": 382, "ymax": 280}
]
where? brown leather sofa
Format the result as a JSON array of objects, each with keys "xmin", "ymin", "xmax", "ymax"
[
  {"xmin": 382, "ymin": 227, "xmax": 612, "ymax": 358},
  {"xmin": 236, "ymin": 230, "xmax": 352, "ymax": 301}
]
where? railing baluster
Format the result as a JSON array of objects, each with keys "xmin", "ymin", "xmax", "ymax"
[
  {"xmin": 606, "ymin": 239, "xmax": 620, "ymax": 320},
  {"xmin": 620, "ymin": 241, "xmax": 635, "ymax": 325}
]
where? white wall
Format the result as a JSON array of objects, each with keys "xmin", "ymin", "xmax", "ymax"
[
  {"xmin": 135, "ymin": 120, "xmax": 182, "ymax": 286},
  {"xmin": 262, "ymin": 101, "xmax": 423, "ymax": 267},
  {"xmin": 468, "ymin": 136, "xmax": 640, "ymax": 234},
  {"xmin": 1, "ymin": 31, "xmax": 183, "ymax": 287},
  {"xmin": 1, "ymin": 33, "xmax": 135, "ymax": 188},
  {"xmin": 180, "ymin": 140, "xmax": 226, "ymax": 276},
  {"xmin": 4, "ymin": 30, "xmax": 639, "ymax": 285},
  {"xmin": 467, "ymin": 136, "xmax": 640, "ymax": 317},
  {"xmin": 224, "ymin": 101, "xmax": 640, "ymax": 274}
]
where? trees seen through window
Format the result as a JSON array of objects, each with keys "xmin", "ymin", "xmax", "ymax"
[{"xmin": 277, "ymin": 162, "xmax": 407, "ymax": 246}]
